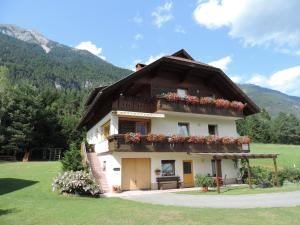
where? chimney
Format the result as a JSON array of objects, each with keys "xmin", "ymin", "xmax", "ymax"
[{"xmin": 135, "ymin": 63, "xmax": 146, "ymax": 71}]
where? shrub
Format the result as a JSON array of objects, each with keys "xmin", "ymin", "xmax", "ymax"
[
  {"xmin": 52, "ymin": 170, "xmax": 100, "ymax": 197},
  {"xmin": 278, "ymin": 168, "xmax": 300, "ymax": 185},
  {"xmin": 61, "ymin": 143, "xmax": 84, "ymax": 171},
  {"xmin": 195, "ymin": 174, "xmax": 214, "ymax": 187},
  {"xmin": 242, "ymin": 166, "xmax": 273, "ymax": 188}
]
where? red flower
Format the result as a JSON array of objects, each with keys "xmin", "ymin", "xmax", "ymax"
[
  {"xmin": 188, "ymin": 136, "xmax": 206, "ymax": 144},
  {"xmin": 221, "ymin": 136, "xmax": 236, "ymax": 145},
  {"xmin": 199, "ymin": 97, "xmax": 215, "ymax": 105},
  {"xmin": 162, "ymin": 92, "xmax": 181, "ymax": 102},
  {"xmin": 146, "ymin": 134, "xmax": 166, "ymax": 142},
  {"xmin": 168, "ymin": 135, "xmax": 187, "ymax": 143},
  {"xmin": 124, "ymin": 132, "xmax": 141, "ymax": 144},
  {"xmin": 215, "ymin": 99, "xmax": 231, "ymax": 108},
  {"xmin": 206, "ymin": 135, "xmax": 221, "ymax": 144},
  {"xmin": 230, "ymin": 101, "xmax": 246, "ymax": 111},
  {"xmin": 185, "ymin": 95, "xmax": 199, "ymax": 105}
]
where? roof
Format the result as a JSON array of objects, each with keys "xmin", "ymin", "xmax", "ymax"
[
  {"xmin": 191, "ymin": 153, "xmax": 279, "ymax": 159},
  {"xmin": 77, "ymin": 49, "xmax": 261, "ymax": 130}
]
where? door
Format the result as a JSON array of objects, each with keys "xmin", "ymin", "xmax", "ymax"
[
  {"xmin": 183, "ymin": 160, "xmax": 194, "ymax": 187},
  {"xmin": 121, "ymin": 158, "xmax": 151, "ymax": 190}
]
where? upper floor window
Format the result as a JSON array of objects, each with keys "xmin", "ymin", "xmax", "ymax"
[
  {"xmin": 119, "ymin": 119, "xmax": 149, "ymax": 135},
  {"xmin": 208, "ymin": 124, "xmax": 218, "ymax": 136},
  {"xmin": 177, "ymin": 88, "xmax": 187, "ymax": 98},
  {"xmin": 101, "ymin": 121, "xmax": 110, "ymax": 140},
  {"xmin": 178, "ymin": 122, "xmax": 189, "ymax": 136}
]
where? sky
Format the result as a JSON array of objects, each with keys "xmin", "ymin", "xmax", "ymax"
[{"xmin": 1, "ymin": 0, "xmax": 300, "ymax": 96}]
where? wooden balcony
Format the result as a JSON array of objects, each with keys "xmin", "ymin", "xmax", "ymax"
[
  {"xmin": 107, "ymin": 135, "xmax": 243, "ymax": 153},
  {"xmin": 156, "ymin": 98, "xmax": 244, "ymax": 117},
  {"xmin": 112, "ymin": 97, "xmax": 244, "ymax": 118},
  {"xmin": 112, "ymin": 97, "xmax": 156, "ymax": 113}
]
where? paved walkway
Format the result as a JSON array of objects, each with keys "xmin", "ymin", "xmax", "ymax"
[{"xmin": 121, "ymin": 191, "xmax": 300, "ymax": 208}]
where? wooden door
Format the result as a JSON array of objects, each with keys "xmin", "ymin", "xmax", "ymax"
[
  {"xmin": 121, "ymin": 158, "xmax": 151, "ymax": 190},
  {"xmin": 183, "ymin": 160, "xmax": 194, "ymax": 187}
]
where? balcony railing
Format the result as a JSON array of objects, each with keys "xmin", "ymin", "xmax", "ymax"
[
  {"xmin": 107, "ymin": 135, "xmax": 243, "ymax": 153},
  {"xmin": 112, "ymin": 97, "xmax": 244, "ymax": 117},
  {"xmin": 157, "ymin": 98, "xmax": 244, "ymax": 117},
  {"xmin": 112, "ymin": 97, "xmax": 156, "ymax": 113}
]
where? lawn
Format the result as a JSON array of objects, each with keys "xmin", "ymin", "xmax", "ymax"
[
  {"xmin": 250, "ymin": 143, "xmax": 300, "ymax": 169},
  {"xmin": 1, "ymin": 160, "xmax": 300, "ymax": 225}
]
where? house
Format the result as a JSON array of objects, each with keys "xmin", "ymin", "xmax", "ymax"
[{"xmin": 77, "ymin": 49, "xmax": 271, "ymax": 193}]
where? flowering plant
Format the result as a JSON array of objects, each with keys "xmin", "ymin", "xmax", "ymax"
[
  {"xmin": 124, "ymin": 132, "xmax": 141, "ymax": 144},
  {"xmin": 188, "ymin": 136, "xmax": 206, "ymax": 144},
  {"xmin": 162, "ymin": 92, "xmax": 181, "ymax": 102},
  {"xmin": 237, "ymin": 136, "xmax": 251, "ymax": 144},
  {"xmin": 221, "ymin": 136, "xmax": 236, "ymax": 145},
  {"xmin": 215, "ymin": 99, "xmax": 231, "ymax": 108},
  {"xmin": 146, "ymin": 134, "xmax": 166, "ymax": 143},
  {"xmin": 199, "ymin": 97, "xmax": 215, "ymax": 105},
  {"xmin": 185, "ymin": 95, "xmax": 199, "ymax": 105},
  {"xmin": 206, "ymin": 135, "xmax": 221, "ymax": 144},
  {"xmin": 168, "ymin": 135, "xmax": 187, "ymax": 143},
  {"xmin": 230, "ymin": 101, "xmax": 246, "ymax": 111}
]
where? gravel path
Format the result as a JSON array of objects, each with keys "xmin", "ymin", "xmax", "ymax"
[{"xmin": 121, "ymin": 191, "xmax": 300, "ymax": 208}]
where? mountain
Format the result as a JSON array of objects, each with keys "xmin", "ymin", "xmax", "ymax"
[
  {"xmin": 239, "ymin": 84, "xmax": 300, "ymax": 119},
  {"xmin": 0, "ymin": 24, "xmax": 131, "ymax": 88}
]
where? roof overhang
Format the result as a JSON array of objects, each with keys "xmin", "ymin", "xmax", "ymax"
[{"xmin": 113, "ymin": 111, "xmax": 165, "ymax": 119}]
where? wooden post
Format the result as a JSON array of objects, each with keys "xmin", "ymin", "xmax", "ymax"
[
  {"xmin": 215, "ymin": 159, "xmax": 221, "ymax": 194},
  {"xmin": 273, "ymin": 157, "xmax": 279, "ymax": 187},
  {"xmin": 246, "ymin": 159, "xmax": 253, "ymax": 189}
]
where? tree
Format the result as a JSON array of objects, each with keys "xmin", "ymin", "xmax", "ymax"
[{"xmin": 61, "ymin": 143, "xmax": 84, "ymax": 171}]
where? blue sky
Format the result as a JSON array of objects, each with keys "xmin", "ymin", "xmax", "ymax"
[{"xmin": 1, "ymin": 0, "xmax": 300, "ymax": 96}]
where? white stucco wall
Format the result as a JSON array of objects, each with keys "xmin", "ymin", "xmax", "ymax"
[
  {"xmin": 98, "ymin": 152, "xmax": 239, "ymax": 190},
  {"xmin": 151, "ymin": 112, "xmax": 238, "ymax": 137}
]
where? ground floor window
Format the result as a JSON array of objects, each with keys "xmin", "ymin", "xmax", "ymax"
[
  {"xmin": 161, "ymin": 160, "xmax": 175, "ymax": 176},
  {"xmin": 211, "ymin": 160, "xmax": 216, "ymax": 176}
]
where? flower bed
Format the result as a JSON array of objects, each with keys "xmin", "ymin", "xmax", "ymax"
[{"xmin": 158, "ymin": 92, "xmax": 246, "ymax": 111}]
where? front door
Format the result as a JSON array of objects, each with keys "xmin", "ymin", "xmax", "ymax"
[
  {"xmin": 121, "ymin": 158, "xmax": 151, "ymax": 190},
  {"xmin": 183, "ymin": 160, "xmax": 194, "ymax": 187}
]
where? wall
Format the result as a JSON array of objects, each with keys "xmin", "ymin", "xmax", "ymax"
[
  {"xmin": 151, "ymin": 112, "xmax": 238, "ymax": 137},
  {"xmin": 98, "ymin": 152, "xmax": 239, "ymax": 190}
]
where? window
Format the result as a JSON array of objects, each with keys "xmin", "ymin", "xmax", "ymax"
[
  {"xmin": 177, "ymin": 88, "xmax": 187, "ymax": 98},
  {"xmin": 161, "ymin": 160, "xmax": 175, "ymax": 176},
  {"xmin": 211, "ymin": 160, "xmax": 216, "ymax": 176},
  {"xmin": 102, "ymin": 161, "xmax": 106, "ymax": 172},
  {"xmin": 208, "ymin": 124, "xmax": 218, "ymax": 136},
  {"xmin": 178, "ymin": 122, "xmax": 189, "ymax": 136},
  {"xmin": 135, "ymin": 121, "xmax": 147, "ymax": 135},
  {"xmin": 119, "ymin": 120, "xmax": 149, "ymax": 135},
  {"xmin": 101, "ymin": 121, "xmax": 110, "ymax": 140}
]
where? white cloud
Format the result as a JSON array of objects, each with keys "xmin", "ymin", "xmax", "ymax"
[
  {"xmin": 208, "ymin": 56, "xmax": 232, "ymax": 71},
  {"xmin": 152, "ymin": 1, "xmax": 173, "ymax": 28},
  {"xmin": 229, "ymin": 76, "xmax": 242, "ymax": 83},
  {"xmin": 145, "ymin": 53, "xmax": 165, "ymax": 65},
  {"xmin": 249, "ymin": 66, "xmax": 300, "ymax": 96},
  {"xmin": 75, "ymin": 41, "xmax": 106, "ymax": 60},
  {"xmin": 175, "ymin": 25, "xmax": 186, "ymax": 34},
  {"xmin": 133, "ymin": 13, "xmax": 143, "ymax": 24},
  {"xmin": 134, "ymin": 33, "xmax": 143, "ymax": 40},
  {"xmin": 193, "ymin": 0, "xmax": 300, "ymax": 48}
]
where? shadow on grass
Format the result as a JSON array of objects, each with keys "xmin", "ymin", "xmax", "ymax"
[
  {"xmin": 0, "ymin": 208, "xmax": 19, "ymax": 216},
  {"xmin": 0, "ymin": 178, "xmax": 38, "ymax": 195}
]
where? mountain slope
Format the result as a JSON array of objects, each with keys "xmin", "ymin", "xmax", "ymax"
[
  {"xmin": 239, "ymin": 84, "xmax": 300, "ymax": 119},
  {"xmin": 0, "ymin": 24, "xmax": 131, "ymax": 88}
]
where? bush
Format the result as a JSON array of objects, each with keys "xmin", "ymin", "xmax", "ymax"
[
  {"xmin": 195, "ymin": 174, "xmax": 214, "ymax": 187},
  {"xmin": 61, "ymin": 143, "xmax": 84, "ymax": 171},
  {"xmin": 278, "ymin": 168, "xmax": 300, "ymax": 185},
  {"xmin": 52, "ymin": 170, "xmax": 100, "ymax": 197},
  {"xmin": 242, "ymin": 166, "xmax": 274, "ymax": 187}
]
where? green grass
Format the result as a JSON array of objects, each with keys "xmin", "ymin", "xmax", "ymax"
[
  {"xmin": 0, "ymin": 151, "xmax": 300, "ymax": 224},
  {"xmin": 177, "ymin": 184, "xmax": 300, "ymax": 195},
  {"xmin": 250, "ymin": 143, "xmax": 300, "ymax": 169}
]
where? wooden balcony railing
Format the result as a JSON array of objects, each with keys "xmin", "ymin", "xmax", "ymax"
[
  {"xmin": 107, "ymin": 135, "xmax": 243, "ymax": 153},
  {"xmin": 112, "ymin": 97, "xmax": 156, "ymax": 113},
  {"xmin": 112, "ymin": 97, "xmax": 244, "ymax": 117},
  {"xmin": 156, "ymin": 98, "xmax": 244, "ymax": 117}
]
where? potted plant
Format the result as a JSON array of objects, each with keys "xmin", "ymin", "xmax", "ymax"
[
  {"xmin": 154, "ymin": 168, "xmax": 161, "ymax": 176},
  {"xmin": 195, "ymin": 174, "xmax": 213, "ymax": 192},
  {"xmin": 112, "ymin": 185, "xmax": 122, "ymax": 193}
]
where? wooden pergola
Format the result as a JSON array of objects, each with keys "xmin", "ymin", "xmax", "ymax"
[{"xmin": 192, "ymin": 153, "xmax": 279, "ymax": 193}]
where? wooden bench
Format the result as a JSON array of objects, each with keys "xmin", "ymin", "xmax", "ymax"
[{"xmin": 156, "ymin": 176, "xmax": 181, "ymax": 190}]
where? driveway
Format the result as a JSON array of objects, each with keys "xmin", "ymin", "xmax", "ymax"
[{"xmin": 121, "ymin": 191, "xmax": 300, "ymax": 208}]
